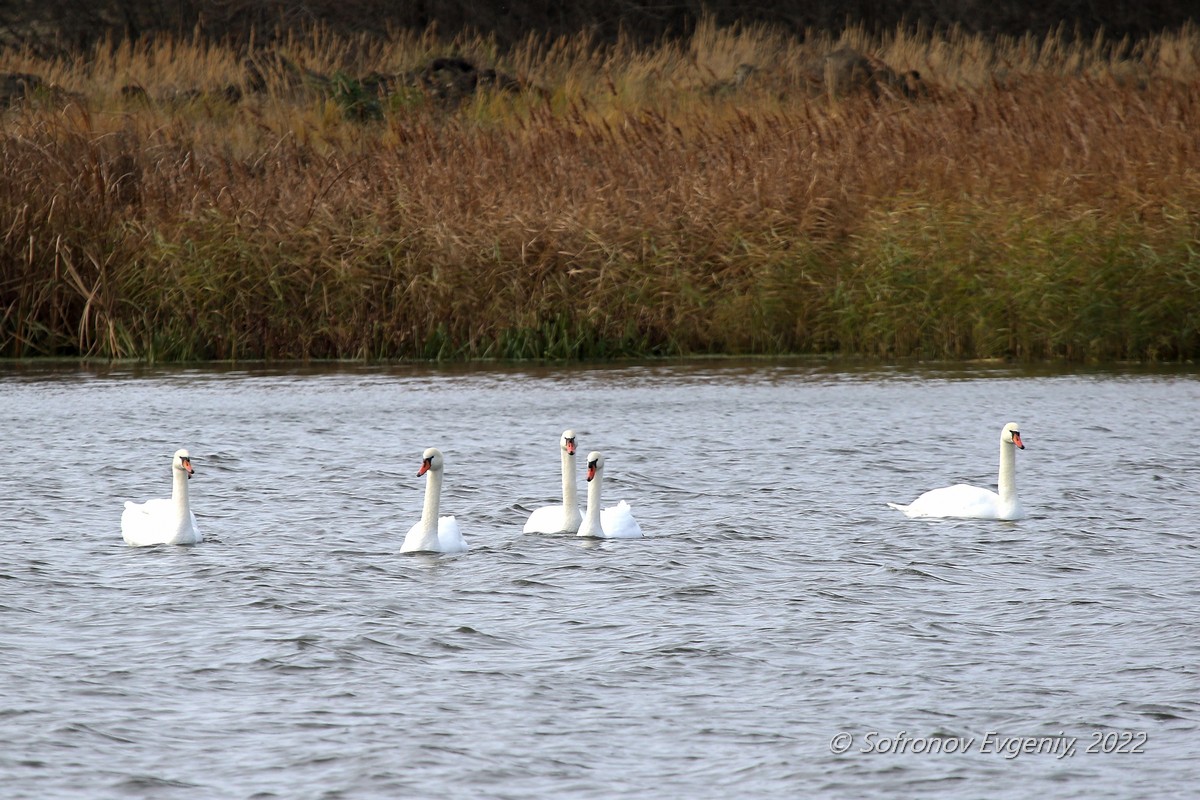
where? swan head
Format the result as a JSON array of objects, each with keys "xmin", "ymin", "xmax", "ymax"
[
  {"xmin": 173, "ymin": 448, "xmax": 194, "ymax": 479},
  {"xmin": 561, "ymin": 430, "xmax": 577, "ymax": 456},
  {"xmin": 585, "ymin": 451, "xmax": 604, "ymax": 482},
  {"xmin": 1002, "ymin": 423, "xmax": 1024, "ymax": 450},
  {"xmin": 418, "ymin": 447, "xmax": 445, "ymax": 477}
]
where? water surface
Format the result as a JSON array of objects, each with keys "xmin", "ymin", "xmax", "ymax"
[{"xmin": 1, "ymin": 360, "xmax": 1198, "ymax": 798}]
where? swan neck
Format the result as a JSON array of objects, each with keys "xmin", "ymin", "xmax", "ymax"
[
  {"xmin": 581, "ymin": 470, "xmax": 603, "ymax": 533},
  {"xmin": 171, "ymin": 468, "xmax": 191, "ymax": 518},
  {"xmin": 998, "ymin": 439, "xmax": 1017, "ymax": 502},
  {"xmin": 421, "ymin": 468, "xmax": 442, "ymax": 532},
  {"xmin": 560, "ymin": 449, "xmax": 578, "ymax": 511}
]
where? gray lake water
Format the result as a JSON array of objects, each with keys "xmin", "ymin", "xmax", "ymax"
[{"xmin": 1, "ymin": 360, "xmax": 1198, "ymax": 799}]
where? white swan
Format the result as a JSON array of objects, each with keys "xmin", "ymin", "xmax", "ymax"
[
  {"xmin": 121, "ymin": 449, "xmax": 202, "ymax": 546},
  {"xmin": 401, "ymin": 447, "xmax": 469, "ymax": 554},
  {"xmin": 523, "ymin": 429, "xmax": 583, "ymax": 534},
  {"xmin": 888, "ymin": 422, "xmax": 1026, "ymax": 520},
  {"xmin": 578, "ymin": 451, "xmax": 643, "ymax": 539}
]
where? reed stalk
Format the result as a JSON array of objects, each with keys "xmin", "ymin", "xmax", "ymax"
[{"xmin": 1, "ymin": 21, "xmax": 1198, "ymax": 360}]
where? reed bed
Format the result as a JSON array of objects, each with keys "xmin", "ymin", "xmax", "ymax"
[{"xmin": 1, "ymin": 21, "xmax": 1199, "ymax": 361}]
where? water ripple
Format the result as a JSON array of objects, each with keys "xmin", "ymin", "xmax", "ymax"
[{"xmin": 0, "ymin": 362, "xmax": 1198, "ymax": 798}]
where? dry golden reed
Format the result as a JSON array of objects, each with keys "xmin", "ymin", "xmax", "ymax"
[{"xmin": 1, "ymin": 20, "xmax": 1198, "ymax": 360}]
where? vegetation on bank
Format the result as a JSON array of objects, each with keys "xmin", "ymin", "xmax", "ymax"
[{"xmin": 1, "ymin": 21, "xmax": 1198, "ymax": 362}]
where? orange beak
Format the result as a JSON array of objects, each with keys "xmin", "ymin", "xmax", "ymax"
[
  {"xmin": 586, "ymin": 464, "xmax": 596, "ymax": 481},
  {"xmin": 417, "ymin": 459, "xmax": 431, "ymax": 477},
  {"xmin": 566, "ymin": 440, "xmax": 576, "ymax": 455},
  {"xmin": 1012, "ymin": 432, "xmax": 1024, "ymax": 450},
  {"xmin": 182, "ymin": 457, "xmax": 194, "ymax": 478}
]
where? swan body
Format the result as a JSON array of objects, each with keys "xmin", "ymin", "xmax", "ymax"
[
  {"xmin": 523, "ymin": 429, "xmax": 583, "ymax": 534},
  {"xmin": 121, "ymin": 449, "xmax": 202, "ymax": 546},
  {"xmin": 401, "ymin": 448, "xmax": 468, "ymax": 554},
  {"xmin": 578, "ymin": 451, "xmax": 643, "ymax": 539},
  {"xmin": 888, "ymin": 422, "xmax": 1026, "ymax": 520}
]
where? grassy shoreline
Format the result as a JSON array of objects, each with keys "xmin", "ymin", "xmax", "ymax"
[{"xmin": 2, "ymin": 22, "xmax": 1199, "ymax": 362}]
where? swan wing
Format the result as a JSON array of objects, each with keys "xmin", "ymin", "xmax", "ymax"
[
  {"xmin": 121, "ymin": 499, "xmax": 201, "ymax": 546},
  {"xmin": 122, "ymin": 500, "xmax": 164, "ymax": 546},
  {"xmin": 600, "ymin": 500, "xmax": 643, "ymax": 539},
  {"xmin": 401, "ymin": 519, "xmax": 436, "ymax": 553},
  {"xmin": 891, "ymin": 484, "xmax": 1006, "ymax": 520},
  {"xmin": 437, "ymin": 516, "xmax": 469, "ymax": 553},
  {"xmin": 523, "ymin": 504, "xmax": 562, "ymax": 534},
  {"xmin": 524, "ymin": 503, "xmax": 579, "ymax": 534}
]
